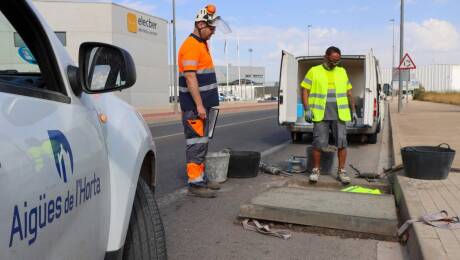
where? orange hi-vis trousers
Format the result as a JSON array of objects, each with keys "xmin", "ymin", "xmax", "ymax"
[{"xmin": 182, "ymin": 109, "xmax": 210, "ymax": 185}]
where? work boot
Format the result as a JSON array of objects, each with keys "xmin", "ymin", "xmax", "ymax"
[
  {"xmin": 309, "ymin": 168, "xmax": 320, "ymax": 183},
  {"xmin": 187, "ymin": 185, "xmax": 216, "ymax": 198},
  {"xmin": 206, "ymin": 181, "xmax": 221, "ymax": 190},
  {"xmin": 337, "ymin": 169, "xmax": 351, "ymax": 185}
]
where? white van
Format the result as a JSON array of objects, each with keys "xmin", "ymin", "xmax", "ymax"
[
  {"xmin": 0, "ymin": 1, "xmax": 165, "ymax": 259},
  {"xmin": 278, "ymin": 51, "xmax": 385, "ymax": 144}
]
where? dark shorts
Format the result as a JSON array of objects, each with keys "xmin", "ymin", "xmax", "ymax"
[{"xmin": 312, "ymin": 120, "xmax": 348, "ymax": 149}]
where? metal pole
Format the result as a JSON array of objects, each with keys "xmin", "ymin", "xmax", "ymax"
[
  {"xmin": 406, "ymin": 78, "xmax": 409, "ymax": 103},
  {"xmin": 168, "ymin": 21, "xmax": 173, "ymax": 103},
  {"xmin": 390, "ymin": 19, "xmax": 395, "ymax": 98},
  {"xmin": 237, "ymin": 33, "xmax": 242, "ymax": 100},
  {"xmin": 249, "ymin": 48, "xmax": 253, "ymax": 99},
  {"xmin": 307, "ymin": 25, "xmax": 312, "ymax": 56},
  {"xmin": 172, "ymin": 0, "xmax": 178, "ymax": 114},
  {"xmin": 398, "ymin": 0, "xmax": 404, "ymax": 113}
]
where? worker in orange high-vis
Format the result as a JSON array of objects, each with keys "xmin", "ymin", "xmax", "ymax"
[{"xmin": 178, "ymin": 4, "xmax": 231, "ymax": 198}]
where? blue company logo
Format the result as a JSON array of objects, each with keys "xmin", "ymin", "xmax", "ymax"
[
  {"xmin": 48, "ymin": 130, "xmax": 74, "ymax": 183},
  {"xmin": 17, "ymin": 47, "xmax": 37, "ymax": 65}
]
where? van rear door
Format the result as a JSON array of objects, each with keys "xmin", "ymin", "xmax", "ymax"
[
  {"xmin": 363, "ymin": 52, "xmax": 375, "ymax": 126},
  {"xmin": 278, "ymin": 51, "xmax": 298, "ymax": 125}
]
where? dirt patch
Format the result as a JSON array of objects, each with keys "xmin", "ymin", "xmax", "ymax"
[{"xmin": 414, "ymin": 91, "xmax": 460, "ymax": 106}]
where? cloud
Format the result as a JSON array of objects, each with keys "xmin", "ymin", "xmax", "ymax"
[
  {"xmin": 406, "ymin": 18, "xmax": 460, "ymax": 52},
  {"xmin": 117, "ymin": 0, "xmax": 157, "ymax": 14},
  {"xmin": 204, "ymin": 24, "xmax": 349, "ymax": 81}
]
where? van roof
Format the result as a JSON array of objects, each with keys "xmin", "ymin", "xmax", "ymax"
[{"xmin": 297, "ymin": 55, "xmax": 366, "ymax": 61}]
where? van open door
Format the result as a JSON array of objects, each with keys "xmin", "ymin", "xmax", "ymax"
[
  {"xmin": 278, "ymin": 51, "xmax": 298, "ymax": 125},
  {"xmin": 363, "ymin": 51, "xmax": 375, "ymax": 127}
]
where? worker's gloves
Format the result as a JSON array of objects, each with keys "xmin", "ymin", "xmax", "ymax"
[
  {"xmin": 304, "ymin": 108, "xmax": 313, "ymax": 123},
  {"xmin": 352, "ymin": 112, "xmax": 358, "ymax": 125}
]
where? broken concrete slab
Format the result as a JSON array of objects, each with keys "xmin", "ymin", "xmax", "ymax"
[{"xmin": 239, "ymin": 187, "xmax": 398, "ymax": 237}]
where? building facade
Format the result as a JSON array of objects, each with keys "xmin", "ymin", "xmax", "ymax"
[
  {"xmin": 382, "ymin": 65, "xmax": 460, "ymax": 92},
  {"xmin": 31, "ymin": 0, "xmax": 169, "ymax": 108}
]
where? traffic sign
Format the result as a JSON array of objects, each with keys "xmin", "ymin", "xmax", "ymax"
[{"xmin": 398, "ymin": 53, "xmax": 416, "ymax": 70}]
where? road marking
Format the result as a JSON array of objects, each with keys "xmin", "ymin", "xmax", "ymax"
[
  {"xmin": 156, "ymin": 140, "xmax": 290, "ymax": 208},
  {"xmin": 153, "ymin": 115, "xmax": 276, "ymax": 140},
  {"xmin": 261, "ymin": 140, "xmax": 291, "ymax": 159},
  {"xmin": 148, "ymin": 108, "xmax": 277, "ymax": 127}
]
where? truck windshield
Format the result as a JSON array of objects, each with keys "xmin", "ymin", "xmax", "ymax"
[{"xmin": 0, "ymin": 12, "xmax": 41, "ymax": 74}]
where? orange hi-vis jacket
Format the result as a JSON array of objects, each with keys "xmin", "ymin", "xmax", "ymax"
[{"xmin": 178, "ymin": 34, "xmax": 219, "ymax": 111}]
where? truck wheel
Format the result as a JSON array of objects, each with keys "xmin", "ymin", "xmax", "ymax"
[
  {"xmin": 367, "ymin": 132, "xmax": 378, "ymax": 144},
  {"xmin": 291, "ymin": 132, "xmax": 302, "ymax": 143},
  {"xmin": 123, "ymin": 178, "xmax": 167, "ymax": 260}
]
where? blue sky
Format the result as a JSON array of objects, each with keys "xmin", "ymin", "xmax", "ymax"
[{"xmin": 115, "ymin": 0, "xmax": 460, "ymax": 81}]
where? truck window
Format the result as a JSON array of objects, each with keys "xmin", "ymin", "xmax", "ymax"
[{"xmin": 0, "ymin": 4, "xmax": 69, "ymax": 103}]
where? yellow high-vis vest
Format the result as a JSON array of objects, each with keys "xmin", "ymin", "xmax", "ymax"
[{"xmin": 301, "ymin": 65, "xmax": 352, "ymax": 122}]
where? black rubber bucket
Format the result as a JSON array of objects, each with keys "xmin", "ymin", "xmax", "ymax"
[
  {"xmin": 401, "ymin": 143, "xmax": 456, "ymax": 180},
  {"xmin": 227, "ymin": 151, "xmax": 261, "ymax": 178}
]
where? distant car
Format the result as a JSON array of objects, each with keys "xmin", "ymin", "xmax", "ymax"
[
  {"xmin": 265, "ymin": 96, "xmax": 278, "ymax": 101},
  {"xmin": 219, "ymin": 93, "xmax": 225, "ymax": 101},
  {"xmin": 224, "ymin": 94, "xmax": 236, "ymax": 101},
  {"xmin": 383, "ymin": 83, "xmax": 391, "ymax": 96}
]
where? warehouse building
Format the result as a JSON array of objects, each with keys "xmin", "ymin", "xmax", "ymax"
[
  {"xmin": 382, "ymin": 65, "xmax": 460, "ymax": 92},
  {"xmin": 31, "ymin": 0, "xmax": 169, "ymax": 108},
  {"xmin": 214, "ymin": 65, "xmax": 266, "ymax": 86}
]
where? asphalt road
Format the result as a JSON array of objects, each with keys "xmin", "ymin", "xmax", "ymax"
[
  {"xmin": 149, "ymin": 108, "xmax": 290, "ymax": 197},
  {"xmin": 158, "ymin": 104, "xmax": 409, "ymax": 260}
]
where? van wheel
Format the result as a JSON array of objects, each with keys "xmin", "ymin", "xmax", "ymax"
[
  {"xmin": 367, "ymin": 132, "xmax": 378, "ymax": 144},
  {"xmin": 376, "ymin": 120, "xmax": 381, "ymax": 133},
  {"xmin": 123, "ymin": 178, "xmax": 167, "ymax": 260},
  {"xmin": 291, "ymin": 132, "xmax": 302, "ymax": 143}
]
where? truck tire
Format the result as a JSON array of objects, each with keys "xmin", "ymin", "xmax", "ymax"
[
  {"xmin": 123, "ymin": 178, "xmax": 167, "ymax": 260},
  {"xmin": 367, "ymin": 132, "xmax": 378, "ymax": 144},
  {"xmin": 291, "ymin": 132, "xmax": 302, "ymax": 143}
]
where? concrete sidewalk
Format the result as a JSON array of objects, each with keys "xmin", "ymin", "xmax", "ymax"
[
  {"xmin": 137, "ymin": 101, "xmax": 277, "ymax": 123},
  {"xmin": 390, "ymin": 100, "xmax": 460, "ymax": 260}
]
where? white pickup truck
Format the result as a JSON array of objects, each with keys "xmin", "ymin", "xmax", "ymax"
[
  {"xmin": 0, "ymin": 1, "xmax": 166, "ymax": 259},
  {"xmin": 278, "ymin": 51, "xmax": 385, "ymax": 144}
]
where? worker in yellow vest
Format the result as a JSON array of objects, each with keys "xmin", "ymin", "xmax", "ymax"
[{"xmin": 301, "ymin": 46, "xmax": 358, "ymax": 184}]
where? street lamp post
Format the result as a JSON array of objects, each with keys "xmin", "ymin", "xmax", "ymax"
[
  {"xmin": 248, "ymin": 48, "xmax": 254, "ymax": 99},
  {"xmin": 398, "ymin": 0, "xmax": 404, "ymax": 113},
  {"xmin": 306, "ymin": 25, "xmax": 312, "ymax": 56},
  {"xmin": 172, "ymin": 0, "xmax": 178, "ymax": 114},
  {"xmin": 390, "ymin": 19, "xmax": 395, "ymax": 98}
]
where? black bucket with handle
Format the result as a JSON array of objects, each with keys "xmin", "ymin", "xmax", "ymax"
[{"xmin": 401, "ymin": 143, "xmax": 456, "ymax": 180}]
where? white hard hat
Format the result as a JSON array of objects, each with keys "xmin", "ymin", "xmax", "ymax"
[{"xmin": 195, "ymin": 4, "xmax": 232, "ymax": 34}]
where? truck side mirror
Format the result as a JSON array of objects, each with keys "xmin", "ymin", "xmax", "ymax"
[{"xmin": 69, "ymin": 42, "xmax": 136, "ymax": 95}]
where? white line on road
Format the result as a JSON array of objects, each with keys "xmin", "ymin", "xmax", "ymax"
[
  {"xmin": 153, "ymin": 115, "xmax": 276, "ymax": 140},
  {"xmin": 261, "ymin": 140, "xmax": 291, "ymax": 159},
  {"xmin": 156, "ymin": 140, "xmax": 290, "ymax": 208},
  {"xmin": 148, "ymin": 108, "xmax": 277, "ymax": 127}
]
